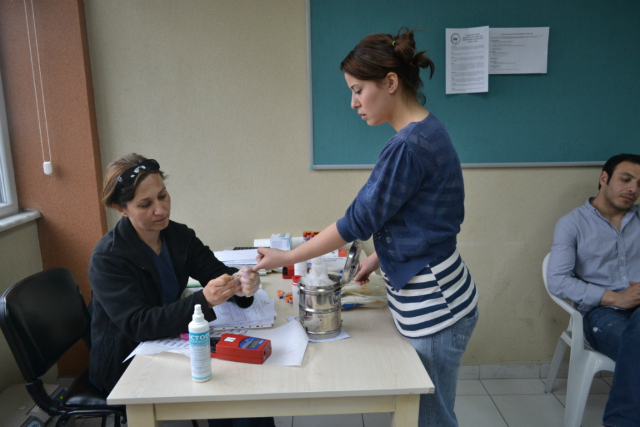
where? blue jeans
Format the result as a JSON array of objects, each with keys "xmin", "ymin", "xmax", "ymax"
[
  {"xmin": 406, "ymin": 307, "xmax": 479, "ymax": 427},
  {"xmin": 583, "ymin": 306, "xmax": 640, "ymax": 427}
]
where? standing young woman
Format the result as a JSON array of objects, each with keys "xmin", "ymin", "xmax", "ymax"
[
  {"xmin": 254, "ymin": 28, "xmax": 479, "ymax": 427},
  {"xmin": 90, "ymin": 153, "xmax": 274, "ymax": 427}
]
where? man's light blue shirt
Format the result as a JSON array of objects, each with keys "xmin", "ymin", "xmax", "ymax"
[{"xmin": 547, "ymin": 198, "xmax": 640, "ymax": 312}]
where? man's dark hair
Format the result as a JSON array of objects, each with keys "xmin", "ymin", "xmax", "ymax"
[{"xmin": 599, "ymin": 153, "xmax": 640, "ymax": 190}]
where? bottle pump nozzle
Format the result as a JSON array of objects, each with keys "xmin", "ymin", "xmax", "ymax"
[{"xmin": 193, "ymin": 304, "xmax": 204, "ymax": 321}]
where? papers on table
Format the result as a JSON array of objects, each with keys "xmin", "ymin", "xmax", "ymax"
[
  {"xmin": 210, "ymin": 289, "xmax": 276, "ymax": 329},
  {"xmin": 248, "ymin": 320, "xmax": 309, "ymax": 366},
  {"xmin": 287, "ymin": 316, "xmax": 350, "ymax": 343},
  {"xmin": 214, "ymin": 249, "xmax": 258, "ymax": 266},
  {"xmin": 124, "ymin": 337, "xmax": 190, "ymax": 361},
  {"xmin": 124, "ymin": 321, "xmax": 309, "ymax": 366}
]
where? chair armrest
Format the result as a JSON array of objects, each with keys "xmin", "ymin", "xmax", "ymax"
[
  {"xmin": 543, "ymin": 252, "xmax": 581, "ymax": 318},
  {"xmin": 548, "ymin": 293, "xmax": 577, "ymax": 316},
  {"xmin": 567, "ymin": 307, "xmax": 589, "ymax": 356},
  {"xmin": 542, "ymin": 252, "xmax": 588, "ymax": 353}
]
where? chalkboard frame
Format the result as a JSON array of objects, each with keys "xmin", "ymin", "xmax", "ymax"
[{"xmin": 306, "ymin": 0, "xmax": 640, "ymax": 169}]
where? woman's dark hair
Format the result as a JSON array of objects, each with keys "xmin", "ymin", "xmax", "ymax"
[
  {"xmin": 101, "ymin": 153, "xmax": 166, "ymax": 208},
  {"xmin": 340, "ymin": 27, "xmax": 435, "ymax": 105}
]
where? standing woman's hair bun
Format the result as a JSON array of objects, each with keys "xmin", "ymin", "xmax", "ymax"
[
  {"xmin": 392, "ymin": 28, "xmax": 435, "ymax": 79},
  {"xmin": 341, "ymin": 27, "xmax": 435, "ymax": 105}
]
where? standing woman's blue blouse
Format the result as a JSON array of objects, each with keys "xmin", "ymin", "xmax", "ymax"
[{"xmin": 336, "ymin": 113, "xmax": 465, "ymax": 291}]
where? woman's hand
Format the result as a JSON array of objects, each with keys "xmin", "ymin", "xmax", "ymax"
[
  {"xmin": 253, "ymin": 248, "xmax": 291, "ymax": 272},
  {"xmin": 202, "ymin": 274, "xmax": 240, "ymax": 308},
  {"xmin": 252, "ymin": 223, "xmax": 348, "ymax": 273},
  {"xmin": 353, "ymin": 252, "xmax": 380, "ymax": 284},
  {"xmin": 235, "ymin": 265, "xmax": 260, "ymax": 297}
]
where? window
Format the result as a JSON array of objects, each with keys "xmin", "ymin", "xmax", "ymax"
[{"xmin": 0, "ymin": 68, "xmax": 18, "ymax": 220}]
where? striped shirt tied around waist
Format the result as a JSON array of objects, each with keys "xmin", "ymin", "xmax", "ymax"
[{"xmin": 382, "ymin": 249, "xmax": 478, "ymax": 338}]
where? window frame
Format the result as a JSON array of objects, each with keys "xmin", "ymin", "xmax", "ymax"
[{"xmin": 0, "ymin": 67, "xmax": 19, "ymax": 220}]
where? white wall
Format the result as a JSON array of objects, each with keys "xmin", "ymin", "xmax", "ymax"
[{"xmin": 84, "ymin": 0, "xmax": 601, "ymax": 365}]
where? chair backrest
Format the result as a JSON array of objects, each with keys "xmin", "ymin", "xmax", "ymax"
[{"xmin": 0, "ymin": 268, "xmax": 90, "ymax": 382}]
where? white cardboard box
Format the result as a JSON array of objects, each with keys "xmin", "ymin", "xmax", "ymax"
[{"xmin": 270, "ymin": 233, "xmax": 291, "ymax": 251}]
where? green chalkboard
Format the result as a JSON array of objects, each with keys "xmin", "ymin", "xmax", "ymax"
[{"xmin": 307, "ymin": 0, "xmax": 640, "ymax": 168}]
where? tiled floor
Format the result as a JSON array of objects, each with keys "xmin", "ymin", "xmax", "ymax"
[{"xmin": 65, "ymin": 374, "xmax": 613, "ymax": 427}]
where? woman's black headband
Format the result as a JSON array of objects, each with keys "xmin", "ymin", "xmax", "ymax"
[{"xmin": 113, "ymin": 159, "xmax": 160, "ymax": 201}]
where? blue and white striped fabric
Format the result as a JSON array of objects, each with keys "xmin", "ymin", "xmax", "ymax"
[{"xmin": 382, "ymin": 249, "xmax": 478, "ymax": 338}]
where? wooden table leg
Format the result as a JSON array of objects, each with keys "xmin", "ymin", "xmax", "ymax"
[
  {"xmin": 390, "ymin": 394, "xmax": 420, "ymax": 427},
  {"xmin": 126, "ymin": 404, "xmax": 161, "ymax": 427}
]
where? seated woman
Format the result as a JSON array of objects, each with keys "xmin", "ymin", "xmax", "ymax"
[{"xmin": 89, "ymin": 153, "xmax": 274, "ymax": 427}]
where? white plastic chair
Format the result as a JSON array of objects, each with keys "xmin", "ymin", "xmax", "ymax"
[{"xmin": 542, "ymin": 253, "xmax": 616, "ymax": 427}]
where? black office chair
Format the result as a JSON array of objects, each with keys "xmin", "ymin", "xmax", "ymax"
[{"xmin": 0, "ymin": 268, "xmax": 126, "ymax": 427}]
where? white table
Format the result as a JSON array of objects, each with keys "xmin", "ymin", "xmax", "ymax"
[{"xmin": 107, "ymin": 274, "xmax": 434, "ymax": 426}]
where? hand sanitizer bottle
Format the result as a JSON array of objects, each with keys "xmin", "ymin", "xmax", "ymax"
[{"xmin": 189, "ymin": 304, "xmax": 212, "ymax": 382}]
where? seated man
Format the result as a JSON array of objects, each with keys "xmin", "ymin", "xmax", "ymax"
[{"xmin": 547, "ymin": 153, "xmax": 640, "ymax": 427}]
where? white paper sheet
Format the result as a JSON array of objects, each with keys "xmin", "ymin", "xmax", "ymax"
[
  {"xmin": 213, "ymin": 249, "xmax": 258, "ymax": 266},
  {"xmin": 446, "ymin": 26, "xmax": 489, "ymax": 94},
  {"xmin": 124, "ymin": 321, "xmax": 309, "ymax": 366},
  {"xmin": 124, "ymin": 337, "xmax": 190, "ymax": 361},
  {"xmin": 210, "ymin": 289, "xmax": 276, "ymax": 329},
  {"xmin": 489, "ymin": 28, "xmax": 549, "ymax": 74},
  {"xmin": 287, "ymin": 316, "xmax": 350, "ymax": 343},
  {"xmin": 246, "ymin": 320, "xmax": 309, "ymax": 366}
]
